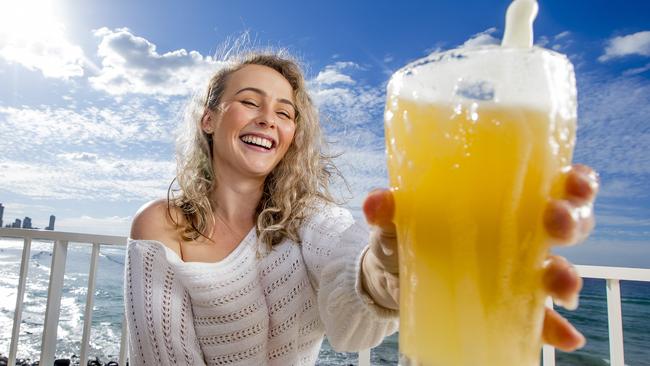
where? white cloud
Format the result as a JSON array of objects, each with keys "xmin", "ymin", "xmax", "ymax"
[
  {"xmin": 598, "ymin": 178, "xmax": 645, "ymax": 198},
  {"xmin": 0, "ymin": 159, "xmax": 174, "ymax": 201},
  {"xmin": 305, "ymin": 61, "xmax": 389, "ymax": 217},
  {"xmin": 623, "ymin": 62, "xmax": 650, "ymax": 76},
  {"xmin": 596, "ymin": 213, "xmax": 650, "ymax": 228},
  {"xmin": 554, "ymin": 238, "xmax": 650, "ymax": 268},
  {"xmin": 599, "ymin": 31, "xmax": 650, "ymax": 62},
  {"xmin": 310, "ymin": 62, "xmax": 383, "ymax": 129},
  {"xmin": 536, "ymin": 36, "xmax": 550, "ymax": 48},
  {"xmin": 56, "ymin": 215, "xmax": 132, "ymax": 237},
  {"xmin": 314, "ymin": 61, "xmax": 359, "ymax": 85},
  {"xmin": 574, "ymin": 72, "xmax": 650, "ymax": 180},
  {"xmin": 550, "ymin": 31, "xmax": 573, "ymax": 52},
  {"xmin": 308, "ymin": 61, "xmax": 386, "ymax": 161},
  {"xmin": 334, "ymin": 147, "xmax": 388, "ymax": 214},
  {"xmin": 535, "ymin": 31, "xmax": 573, "ymax": 51},
  {"xmin": 58, "ymin": 152, "xmax": 100, "ymax": 163},
  {"xmin": 590, "ymin": 202, "xmax": 650, "ymax": 242},
  {"xmin": 0, "ymin": 0, "xmax": 86, "ymax": 79},
  {"xmin": 0, "ymin": 101, "xmax": 175, "ymax": 152},
  {"xmin": 89, "ymin": 27, "xmax": 222, "ymax": 96},
  {"xmin": 312, "ymin": 85, "xmax": 384, "ymax": 130},
  {"xmin": 0, "ymin": 202, "xmax": 56, "ymax": 218},
  {"xmin": 461, "ymin": 27, "xmax": 500, "ymax": 49},
  {"xmin": 315, "ymin": 69, "xmax": 355, "ymax": 85},
  {"xmin": 555, "ymin": 31, "xmax": 571, "ymax": 40}
]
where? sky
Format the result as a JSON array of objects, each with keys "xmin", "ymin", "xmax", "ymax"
[{"xmin": 0, "ymin": 0, "xmax": 648, "ymax": 267}]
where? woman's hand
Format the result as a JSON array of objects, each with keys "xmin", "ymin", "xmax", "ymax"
[
  {"xmin": 360, "ymin": 163, "xmax": 599, "ymax": 351},
  {"xmin": 540, "ymin": 164, "xmax": 599, "ymax": 351}
]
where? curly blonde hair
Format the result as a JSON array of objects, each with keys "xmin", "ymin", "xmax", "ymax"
[{"xmin": 168, "ymin": 50, "xmax": 345, "ymax": 250}]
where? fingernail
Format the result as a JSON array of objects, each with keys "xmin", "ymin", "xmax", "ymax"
[
  {"xmin": 382, "ymin": 245, "xmax": 395, "ymax": 256},
  {"xmin": 573, "ymin": 330, "xmax": 586, "ymax": 350},
  {"xmin": 543, "ymin": 258, "xmax": 553, "ymax": 268},
  {"xmin": 369, "ymin": 187, "xmax": 385, "ymax": 195},
  {"xmin": 563, "ymin": 295, "xmax": 579, "ymax": 310},
  {"xmin": 554, "ymin": 291, "xmax": 579, "ymax": 310},
  {"xmin": 577, "ymin": 171, "xmax": 600, "ymax": 196}
]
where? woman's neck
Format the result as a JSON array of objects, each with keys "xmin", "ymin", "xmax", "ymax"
[{"xmin": 209, "ymin": 172, "xmax": 265, "ymax": 227}]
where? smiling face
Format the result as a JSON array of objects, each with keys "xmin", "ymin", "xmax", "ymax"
[{"xmin": 202, "ymin": 64, "xmax": 297, "ymax": 180}]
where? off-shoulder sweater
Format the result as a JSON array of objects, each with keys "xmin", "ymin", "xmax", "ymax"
[{"xmin": 124, "ymin": 203, "xmax": 399, "ymax": 365}]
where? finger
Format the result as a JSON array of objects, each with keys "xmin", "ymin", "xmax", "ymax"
[
  {"xmin": 542, "ymin": 307, "xmax": 586, "ymax": 352},
  {"xmin": 543, "ymin": 255, "xmax": 582, "ymax": 310},
  {"xmin": 363, "ymin": 188, "xmax": 395, "ymax": 229},
  {"xmin": 363, "ymin": 189, "xmax": 399, "ymax": 271},
  {"xmin": 544, "ymin": 199, "xmax": 594, "ymax": 245},
  {"xmin": 565, "ymin": 164, "xmax": 599, "ymax": 205},
  {"xmin": 544, "ymin": 200, "xmax": 578, "ymax": 244}
]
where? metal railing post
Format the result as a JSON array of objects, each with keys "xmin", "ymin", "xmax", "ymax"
[
  {"xmin": 9, "ymin": 237, "xmax": 32, "ymax": 366},
  {"xmin": 358, "ymin": 348, "xmax": 371, "ymax": 366},
  {"xmin": 40, "ymin": 239, "xmax": 69, "ymax": 365},
  {"xmin": 120, "ymin": 314, "xmax": 129, "ymax": 366},
  {"xmin": 606, "ymin": 279, "xmax": 625, "ymax": 366},
  {"xmin": 542, "ymin": 296, "xmax": 556, "ymax": 366},
  {"xmin": 80, "ymin": 242, "xmax": 101, "ymax": 365}
]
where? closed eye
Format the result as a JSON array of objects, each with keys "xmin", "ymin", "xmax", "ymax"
[
  {"xmin": 241, "ymin": 100, "xmax": 259, "ymax": 108},
  {"xmin": 277, "ymin": 111, "xmax": 292, "ymax": 119}
]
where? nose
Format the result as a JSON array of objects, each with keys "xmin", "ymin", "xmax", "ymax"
[
  {"xmin": 256, "ymin": 119, "xmax": 275, "ymax": 129},
  {"xmin": 257, "ymin": 105, "xmax": 277, "ymax": 129}
]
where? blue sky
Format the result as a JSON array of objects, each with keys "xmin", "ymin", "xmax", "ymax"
[{"xmin": 0, "ymin": 0, "xmax": 648, "ymax": 267}]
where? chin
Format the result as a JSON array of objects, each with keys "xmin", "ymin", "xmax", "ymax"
[{"xmin": 247, "ymin": 167, "xmax": 274, "ymax": 178}]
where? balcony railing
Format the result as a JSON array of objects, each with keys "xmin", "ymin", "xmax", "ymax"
[
  {"xmin": 1, "ymin": 228, "xmax": 128, "ymax": 366},
  {"xmin": 1, "ymin": 227, "xmax": 649, "ymax": 366}
]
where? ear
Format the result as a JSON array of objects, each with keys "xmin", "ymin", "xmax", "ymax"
[{"xmin": 201, "ymin": 109, "xmax": 213, "ymax": 133}]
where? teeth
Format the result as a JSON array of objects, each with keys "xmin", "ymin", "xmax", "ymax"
[{"xmin": 241, "ymin": 135, "xmax": 273, "ymax": 149}]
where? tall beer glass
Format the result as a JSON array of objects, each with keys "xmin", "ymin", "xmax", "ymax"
[{"xmin": 385, "ymin": 46, "xmax": 577, "ymax": 365}]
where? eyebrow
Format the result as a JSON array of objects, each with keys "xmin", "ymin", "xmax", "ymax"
[{"xmin": 235, "ymin": 87, "xmax": 296, "ymax": 112}]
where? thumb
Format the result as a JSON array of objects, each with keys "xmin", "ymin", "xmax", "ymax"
[
  {"xmin": 363, "ymin": 188, "xmax": 398, "ymax": 273},
  {"xmin": 363, "ymin": 188, "xmax": 396, "ymax": 229}
]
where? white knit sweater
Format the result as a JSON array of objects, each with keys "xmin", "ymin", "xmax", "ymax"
[{"xmin": 124, "ymin": 202, "xmax": 399, "ymax": 365}]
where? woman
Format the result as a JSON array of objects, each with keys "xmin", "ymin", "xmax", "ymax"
[{"xmin": 125, "ymin": 51, "xmax": 597, "ymax": 365}]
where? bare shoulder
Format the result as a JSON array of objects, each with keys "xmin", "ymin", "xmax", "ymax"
[{"xmin": 130, "ymin": 198, "xmax": 183, "ymax": 255}]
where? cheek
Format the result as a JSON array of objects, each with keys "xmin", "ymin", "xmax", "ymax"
[{"xmin": 283, "ymin": 124, "xmax": 297, "ymax": 145}]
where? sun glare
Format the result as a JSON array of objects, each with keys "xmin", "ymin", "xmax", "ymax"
[
  {"xmin": 0, "ymin": 0, "xmax": 62, "ymax": 40},
  {"xmin": 0, "ymin": 0, "xmax": 86, "ymax": 78}
]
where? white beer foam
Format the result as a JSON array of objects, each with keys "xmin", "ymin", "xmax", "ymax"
[{"xmin": 387, "ymin": 46, "xmax": 577, "ymax": 120}]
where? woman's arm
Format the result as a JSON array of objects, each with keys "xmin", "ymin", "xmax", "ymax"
[{"xmin": 299, "ymin": 203, "xmax": 398, "ymax": 352}]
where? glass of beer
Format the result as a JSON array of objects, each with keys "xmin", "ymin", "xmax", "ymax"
[{"xmin": 385, "ymin": 44, "xmax": 577, "ymax": 365}]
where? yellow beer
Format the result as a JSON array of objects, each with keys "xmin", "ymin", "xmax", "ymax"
[{"xmin": 385, "ymin": 100, "xmax": 576, "ymax": 365}]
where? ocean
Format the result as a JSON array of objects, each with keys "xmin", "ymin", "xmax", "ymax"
[{"xmin": 1, "ymin": 238, "xmax": 648, "ymax": 365}]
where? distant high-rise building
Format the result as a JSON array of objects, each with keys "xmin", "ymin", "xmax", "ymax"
[
  {"xmin": 45, "ymin": 215, "xmax": 56, "ymax": 230},
  {"xmin": 12, "ymin": 218, "xmax": 21, "ymax": 228},
  {"xmin": 0, "ymin": 203, "xmax": 4, "ymax": 227},
  {"xmin": 22, "ymin": 217, "xmax": 32, "ymax": 229}
]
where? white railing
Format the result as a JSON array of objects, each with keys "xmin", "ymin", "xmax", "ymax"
[
  {"xmin": 2, "ymin": 227, "xmax": 649, "ymax": 366},
  {"xmin": 1, "ymin": 227, "xmax": 128, "ymax": 366},
  {"xmin": 541, "ymin": 265, "xmax": 650, "ymax": 366}
]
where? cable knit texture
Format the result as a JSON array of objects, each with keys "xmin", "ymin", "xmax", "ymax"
[{"xmin": 124, "ymin": 202, "xmax": 399, "ymax": 365}]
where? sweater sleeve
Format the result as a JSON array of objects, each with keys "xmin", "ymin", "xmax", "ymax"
[
  {"xmin": 299, "ymin": 203, "xmax": 399, "ymax": 352},
  {"xmin": 124, "ymin": 239, "xmax": 206, "ymax": 366}
]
